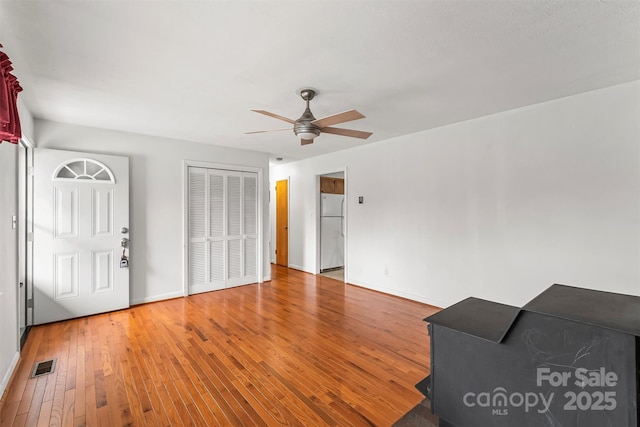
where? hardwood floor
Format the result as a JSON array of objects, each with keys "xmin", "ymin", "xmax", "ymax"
[{"xmin": 0, "ymin": 265, "xmax": 439, "ymax": 426}]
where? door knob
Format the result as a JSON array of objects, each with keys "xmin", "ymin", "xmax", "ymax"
[
  {"xmin": 121, "ymin": 238, "xmax": 129, "ymax": 248},
  {"xmin": 120, "ymin": 227, "xmax": 129, "ymax": 234}
]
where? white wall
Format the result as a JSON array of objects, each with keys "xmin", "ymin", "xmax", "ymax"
[
  {"xmin": 271, "ymin": 81, "xmax": 640, "ymax": 308},
  {"xmin": 18, "ymin": 98, "xmax": 34, "ymax": 143},
  {"xmin": 0, "ymin": 142, "xmax": 20, "ymax": 397},
  {"xmin": 0, "ymin": 97, "xmax": 34, "ymax": 398},
  {"xmin": 36, "ymin": 120, "xmax": 271, "ymax": 304}
]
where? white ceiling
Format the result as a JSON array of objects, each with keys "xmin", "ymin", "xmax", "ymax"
[{"xmin": 1, "ymin": 1, "xmax": 638, "ymax": 163}]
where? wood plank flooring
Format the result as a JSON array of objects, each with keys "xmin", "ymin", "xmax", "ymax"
[{"xmin": 0, "ymin": 265, "xmax": 439, "ymax": 426}]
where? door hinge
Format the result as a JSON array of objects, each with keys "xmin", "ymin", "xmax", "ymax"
[{"xmin": 27, "ymin": 299, "xmax": 34, "ymax": 308}]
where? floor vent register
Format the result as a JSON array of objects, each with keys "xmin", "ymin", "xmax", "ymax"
[{"xmin": 31, "ymin": 359, "xmax": 56, "ymax": 378}]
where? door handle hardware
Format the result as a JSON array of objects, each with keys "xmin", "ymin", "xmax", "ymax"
[{"xmin": 121, "ymin": 238, "xmax": 129, "ymax": 248}]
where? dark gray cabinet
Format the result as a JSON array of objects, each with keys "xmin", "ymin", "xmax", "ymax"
[{"xmin": 422, "ymin": 284, "xmax": 640, "ymax": 427}]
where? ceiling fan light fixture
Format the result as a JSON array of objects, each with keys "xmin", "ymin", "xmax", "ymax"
[
  {"xmin": 293, "ymin": 118, "xmax": 321, "ymax": 140},
  {"xmin": 295, "ymin": 130, "xmax": 319, "ymax": 140}
]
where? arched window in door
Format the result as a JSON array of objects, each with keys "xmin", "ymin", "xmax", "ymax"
[{"xmin": 52, "ymin": 158, "xmax": 115, "ymax": 183}]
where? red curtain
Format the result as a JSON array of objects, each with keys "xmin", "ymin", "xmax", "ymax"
[{"xmin": 0, "ymin": 44, "xmax": 22, "ymax": 144}]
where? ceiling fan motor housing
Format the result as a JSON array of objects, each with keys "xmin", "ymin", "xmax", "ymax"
[{"xmin": 293, "ymin": 106, "xmax": 321, "ymax": 138}]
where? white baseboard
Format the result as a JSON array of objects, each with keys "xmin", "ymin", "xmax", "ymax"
[
  {"xmin": 131, "ymin": 279, "xmax": 279, "ymax": 305},
  {"xmin": 387, "ymin": 288, "xmax": 448, "ymax": 309},
  {"xmin": 288, "ymin": 264, "xmax": 307, "ymax": 272},
  {"xmin": 347, "ymin": 278, "xmax": 448, "ymax": 309},
  {"xmin": 0, "ymin": 351, "xmax": 20, "ymax": 400},
  {"xmin": 130, "ymin": 291, "xmax": 185, "ymax": 306}
]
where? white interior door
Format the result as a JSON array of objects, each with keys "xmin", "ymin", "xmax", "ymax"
[
  {"xmin": 188, "ymin": 167, "xmax": 258, "ymax": 294},
  {"xmin": 33, "ymin": 148, "xmax": 129, "ymax": 324}
]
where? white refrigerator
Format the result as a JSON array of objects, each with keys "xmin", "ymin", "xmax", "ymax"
[{"xmin": 320, "ymin": 193, "xmax": 345, "ymax": 271}]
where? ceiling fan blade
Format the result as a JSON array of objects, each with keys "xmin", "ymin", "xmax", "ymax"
[
  {"xmin": 251, "ymin": 109, "xmax": 296, "ymax": 124},
  {"xmin": 321, "ymin": 127, "xmax": 373, "ymax": 139},
  {"xmin": 244, "ymin": 128, "xmax": 291, "ymax": 134},
  {"xmin": 311, "ymin": 109, "xmax": 365, "ymax": 128},
  {"xmin": 301, "ymin": 139, "xmax": 314, "ymax": 145}
]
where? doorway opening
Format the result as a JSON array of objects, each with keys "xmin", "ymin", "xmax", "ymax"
[{"xmin": 318, "ymin": 171, "xmax": 345, "ymax": 281}]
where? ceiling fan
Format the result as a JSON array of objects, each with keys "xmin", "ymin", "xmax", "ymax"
[{"xmin": 246, "ymin": 88, "xmax": 372, "ymax": 145}]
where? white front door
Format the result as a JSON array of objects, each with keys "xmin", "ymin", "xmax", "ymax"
[{"xmin": 33, "ymin": 148, "xmax": 130, "ymax": 324}]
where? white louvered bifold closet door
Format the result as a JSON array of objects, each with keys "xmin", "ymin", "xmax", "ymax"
[{"xmin": 188, "ymin": 167, "xmax": 258, "ymax": 294}]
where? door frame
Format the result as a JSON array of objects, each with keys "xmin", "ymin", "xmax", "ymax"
[
  {"xmin": 182, "ymin": 160, "xmax": 264, "ymax": 296},
  {"xmin": 17, "ymin": 137, "xmax": 34, "ymax": 348},
  {"xmin": 315, "ymin": 167, "xmax": 347, "ymax": 281}
]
